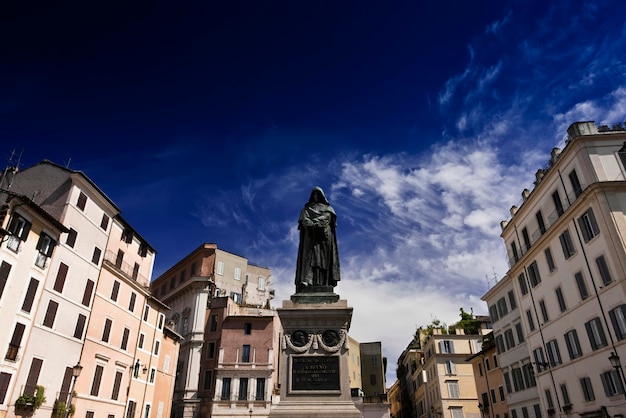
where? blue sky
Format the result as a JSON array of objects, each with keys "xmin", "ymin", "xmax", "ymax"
[{"xmin": 2, "ymin": 0, "xmax": 626, "ymax": 384}]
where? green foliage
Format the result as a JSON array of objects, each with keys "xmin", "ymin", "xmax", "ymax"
[
  {"xmin": 15, "ymin": 385, "xmax": 46, "ymax": 411},
  {"xmin": 54, "ymin": 400, "xmax": 76, "ymax": 418},
  {"xmin": 449, "ymin": 307, "xmax": 480, "ymax": 335}
]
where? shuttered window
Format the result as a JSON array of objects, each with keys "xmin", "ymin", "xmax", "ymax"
[
  {"xmin": 90, "ymin": 365, "xmax": 104, "ymax": 396},
  {"xmin": 21, "ymin": 278, "xmax": 39, "ymax": 313},
  {"xmin": 53, "ymin": 263, "xmax": 69, "ymax": 293},
  {"xmin": 82, "ymin": 279, "xmax": 95, "ymax": 306},
  {"xmin": 0, "ymin": 261, "xmax": 12, "ymax": 299},
  {"xmin": 42, "ymin": 300, "xmax": 59, "ymax": 328}
]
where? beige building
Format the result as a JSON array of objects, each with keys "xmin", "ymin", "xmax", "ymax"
[
  {"xmin": 347, "ymin": 336, "xmax": 362, "ymax": 396},
  {"xmin": 495, "ymin": 121, "xmax": 626, "ymax": 417}
]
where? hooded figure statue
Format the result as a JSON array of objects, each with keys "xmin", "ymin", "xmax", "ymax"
[{"xmin": 295, "ymin": 186, "xmax": 340, "ymax": 293}]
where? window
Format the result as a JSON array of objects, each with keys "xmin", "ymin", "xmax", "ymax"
[
  {"xmin": 21, "ymin": 278, "xmax": 39, "ymax": 313},
  {"xmin": 499, "ymin": 385, "xmax": 505, "ymax": 401},
  {"xmin": 158, "ymin": 314, "xmax": 164, "ymax": 330},
  {"xmin": 92, "ymin": 247, "xmax": 102, "ymax": 264},
  {"xmin": 164, "ymin": 355, "xmax": 170, "ymax": 372},
  {"xmin": 555, "ymin": 287, "xmax": 567, "ymax": 312},
  {"xmin": 66, "ymin": 228, "xmax": 77, "ymax": 248},
  {"xmin": 207, "ymin": 342, "xmax": 216, "ymax": 358},
  {"xmin": 523, "ymin": 364, "xmax": 536, "ymax": 388},
  {"xmin": 129, "ymin": 292, "xmax": 136, "ymax": 312},
  {"xmin": 7, "ymin": 214, "xmax": 31, "ymax": 251},
  {"xmin": 559, "ymin": 230, "xmax": 575, "ymax": 259},
  {"xmin": 258, "ymin": 277, "xmax": 266, "ymax": 290},
  {"xmin": 439, "ymin": 340, "xmax": 454, "ymax": 354},
  {"xmin": 210, "ymin": 315, "xmax": 218, "ymax": 332},
  {"xmin": 522, "ymin": 228, "xmax": 531, "ymax": 251},
  {"xmin": 82, "ymin": 279, "xmax": 95, "ymax": 306},
  {"xmin": 230, "ymin": 292, "xmax": 242, "ymax": 303},
  {"xmin": 489, "ymin": 305, "xmax": 499, "ymax": 322},
  {"xmin": 144, "ymin": 404, "xmax": 151, "ymax": 418},
  {"xmin": 53, "ymin": 263, "xmax": 68, "ymax": 293},
  {"xmin": 102, "ymin": 318, "xmax": 112, "ymax": 342},
  {"xmin": 564, "ymin": 329, "xmax": 582, "ymax": 360},
  {"xmin": 552, "ymin": 190, "xmax": 564, "ymax": 216},
  {"xmin": 533, "ymin": 347, "xmax": 547, "ymax": 372},
  {"xmin": 91, "ymin": 365, "xmax": 104, "ymax": 396},
  {"xmin": 216, "ymin": 261, "xmax": 224, "ymax": 275},
  {"xmin": 504, "ymin": 329, "xmax": 515, "ymax": 350},
  {"xmin": 182, "ymin": 317, "xmax": 189, "ymax": 335},
  {"xmin": 132, "ymin": 263, "xmax": 140, "ymax": 280},
  {"xmin": 596, "ymin": 255, "xmax": 613, "ymax": 285},
  {"xmin": 545, "ymin": 389, "xmax": 554, "ymax": 409},
  {"xmin": 35, "ymin": 233, "xmax": 55, "ymax": 267},
  {"xmin": 149, "ymin": 368, "xmax": 156, "ymax": 384},
  {"xmin": 256, "ymin": 378, "xmax": 266, "ymax": 400},
  {"xmin": 515, "ymin": 323, "xmax": 525, "ymax": 343},
  {"xmin": 42, "ymin": 300, "xmax": 59, "ymax": 328},
  {"xmin": 139, "ymin": 243, "xmax": 148, "ymax": 257},
  {"xmin": 504, "ymin": 372, "xmax": 512, "ymax": 393},
  {"xmin": 601, "ymin": 370, "xmax": 625, "ymax": 396},
  {"xmin": 112, "ymin": 371, "xmax": 123, "ymax": 400},
  {"xmin": 77, "ymin": 191, "xmax": 87, "ymax": 210},
  {"xmin": 121, "ymin": 328, "xmax": 130, "ymax": 350},
  {"xmin": 234, "ymin": 267, "xmax": 241, "ymax": 280},
  {"xmin": 511, "ymin": 368, "xmax": 525, "ymax": 391},
  {"xmin": 511, "ymin": 241, "xmax": 520, "ymax": 263},
  {"xmin": 580, "ymin": 377, "xmax": 595, "ymax": 401},
  {"xmin": 450, "ymin": 408, "xmax": 463, "ymax": 418},
  {"xmin": 490, "ymin": 388, "xmax": 496, "ymax": 403},
  {"xmin": 545, "ymin": 248, "xmax": 555, "ymax": 272},
  {"xmin": 203, "ymin": 370, "xmax": 212, "ymax": 391},
  {"xmin": 239, "ymin": 377, "xmax": 248, "ymax": 400},
  {"xmin": 518, "ymin": 273, "xmax": 528, "ymax": 295},
  {"xmin": 445, "ymin": 360, "xmax": 456, "ymax": 375},
  {"xmin": 100, "ymin": 214, "xmax": 110, "ymax": 230},
  {"xmin": 111, "ymin": 281, "xmax": 120, "ymax": 302},
  {"xmin": 485, "ymin": 358, "xmax": 490, "ymax": 370},
  {"xmin": 0, "ymin": 372, "xmax": 12, "ymax": 404},
  {"xmin": 610, "ymin": 305, "xmax": 626, "ymax": 340},
  {"xmin": 74, "ymin": 314, "xmax": 87, "ymax": 339},
  {"xmin": 221, "ymin": 378, "xmax": 231, "ymax": 400},
  {"xmin": 115, "ymin": 250, "xmax": 124, "ymax": 269},
  {"xmin": 536, "ymin": 210, "xmax": 546, "ymax": 234},
  {"xmin": 526, "ymin": 310, "xmax": 535, "ymax": 331},
  {"xmin": 126, "ymin": 400, "xmax": 136, "ymax": 418},
  {"xmin": 527, "ymin": 261, "xmax": 541, "ymax": 287},
  {"xmin": 508, "ymin": 290, "xmax": 517, "ymax": 309},
  {"xmin": 569, "ymin": 169, "xmax": 583, "ymax": 197},
  {"xmin": 585, "ymin": 317, "xmax": 608, "ymax": 350},
  {"xmin": 497, "ymin": 297, "xmax": 508, "ymax": 317},
  {"xmin": 138, "ymin": 333, "xmax": 145, "ymax": 349},
  {"xmin": 242, "ymin": 345, "xmax": 250, "ymax": 363},
  {"xmin": 143, "ymin": 305, "xmax": 150, "ymax": 322},
  {"xmin": 539, "ymin": 299, "xmax": 549, "ymax": 323},
  {"xmin": 560, "ymin": 383, "xmax": 570, "ymax": 405},
  {"xmin": 24, "ymin": 358, "xmax": 42, "ymax": 396},
  {"xmin": 575, "ymin": 272, "xmax": 589, "ymax": 300},
  {"xmin": 244, "ymin": 323, "xmax": 252, "ymax": 335},
  {"xmin": 154, "ymin": 340, "xmax": 160, "ymax": 356},
  {"xmin": 578, "ymin": 208, "xmax": 600, "ymax": 242},
  {"xmin": 370, "ymin": 374, "xmax": 377, "ymax": 385},
  {"xmin": 6, "ymin": 323, "xmax": 25, "ymax": 361},
  {"xmin": 121, "ymin": 228, "xmax": 133, "ymax": 244},
  {"xmin": 546, "ymin": 339, "xmax": 562, "ymax": 366},
  {"xmin": 447, "ymin": 380, "xmax": 460, "ymax": 398}
]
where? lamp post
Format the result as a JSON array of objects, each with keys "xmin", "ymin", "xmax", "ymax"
[
  {"xmin": 65, "ymin": 363, "xmax": 82, "ymax": 418},
  {"xmin": 608, "ymin": 352, "xmax": 626, "ymax": 399},
  {"xmin": 478, "ymin": 403, "xmax": 485, "ymax": 418}
]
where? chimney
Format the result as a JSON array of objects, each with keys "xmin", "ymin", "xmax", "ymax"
[
  {"xmin": 550, "ymin": 148, "xmax": 561, "ymax": 165},
  {"xmin": 510, "ymin": 205, "xmax": 518, "ymax": 217},
  {"xmin": 522, "ymin": 189, "xmax": 531, "ymax": 201},
  {"xmin": 567, "ymin": 121, "xmax": 598, "ymax": 139}
]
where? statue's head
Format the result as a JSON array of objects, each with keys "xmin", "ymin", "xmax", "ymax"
[{"xmin": 308, "ymin": 186, "xmax": 329, "ymax": 205}]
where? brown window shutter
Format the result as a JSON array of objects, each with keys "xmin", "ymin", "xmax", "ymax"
[
  {"xmin": 111, "ymin": 371, "xmax": 123, "ymax": 400},
  {"xmin": 53, "ymin": 263, "xmax": 69, "ymax": 293},
  {"xmin": 21, "ymin": 278, "xmax": 39, "ymax": 313},
  {"xmin": 82, "ymin": 279, "xmax": 95, "ymax": 306},
  {"xmin": 74, "ymin": 314, "xmax": 86, "ymax": 339},
  {"xmin": 59, "ymin": 367, "xmax": 73, "ymax": 403},
  {"xmin": 42, "ymin": 300, "xmax": 59, "ymax": 328},
  {"xmin": 66, "ymin": 228, "xmax": 77, "ymax": 248},
  {"xmin": 24, "ymin": 358, "xmax": 43, "ymax": 395},
  {"xmin": 90, "ymin": 365, "xmax": 104, "ymax": 396},
  {"xmin": 0, "ymin": 261, "xmax": 12, "ymax": 299}
]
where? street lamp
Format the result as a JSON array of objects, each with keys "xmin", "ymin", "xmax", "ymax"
[
  {"xmin": 608, "ymin": 352, "xmax": 626, "ymax": 399},
  {"xmin": 65, "ymin": 363, "xmax": 83, "ymax": 418},
  {"xmin": 478, "ymin": 403, "xmax": 485, "ymax": 418}
]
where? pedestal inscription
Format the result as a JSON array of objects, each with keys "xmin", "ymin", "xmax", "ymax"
[{"xmin": 291, "ymin": 356, "xmax": 340, "ymax": 391}]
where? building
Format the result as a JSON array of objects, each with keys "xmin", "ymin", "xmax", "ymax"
[
  {"xmin": 150, "ymin": 243, "xmax": 274, "ymax": 418},
  {"xmin": 394, "ymin": 342, "xmax": 421, "ymax": 418},
  {"xmin": 495, "ymin": 121, "xmax": 626, "ymax": 416},
  {"xmin": 347, "ymin": 336, "xmax": 363, "ymax": 397},
  {"xmin": 360, "ymin": 342, "xmax": 387, "ymax": 398}
]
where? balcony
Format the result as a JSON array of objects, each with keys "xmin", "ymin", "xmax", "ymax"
[{"xmin": 103, "ymin": 250, "xmax": 148, "ymax": 287}]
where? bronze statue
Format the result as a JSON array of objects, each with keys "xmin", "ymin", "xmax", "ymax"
[{"xmin": 295, "ymin": 187, "xmax": 340, "ymax": 293}]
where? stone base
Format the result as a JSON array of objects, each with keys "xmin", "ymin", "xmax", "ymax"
[
  {"xmin": 290, "ymin": 291, "xmax": 340, "ymax": 304},
  {"xmin": 269, "ymin": 400, "xmax": 362, "ymax": 418}
]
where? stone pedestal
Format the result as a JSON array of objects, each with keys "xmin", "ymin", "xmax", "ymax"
[{"xmin": 269, "ymin": 297, "xmax": 362, "ymax": 418}]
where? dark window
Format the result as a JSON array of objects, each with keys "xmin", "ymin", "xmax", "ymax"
[
  {"xmin": 132, "ymin": 263, "xmax": 140, "ymax": 280},
  {"xmin": 122, "ymin": 228, "xmax": 133, "ymax": 244},
  {"xmin": 559, "ymin": 230, "xmax": 575, "ymax": 259},
  {"xmin": 523, "ymin": 364, "xmax": 536, "ymax": 388},
  {"xmin": 497, "ymin": 297, "xmax": 508, "ymax": 317},
  {"xmin": 504, "ymin": 329, "xmax": 515, "ymax": 350},
  {"xmin": 0, "ymin": 372, "xmax": 12, "ymax": 404},
  {"xmin": 115, "ymin": 250, "xmax": 124, "ymax": 269},
  {"xmin": 112, "ymin": 371, "xmax": 123, "ymax": 400},
  {"xmin": 527, "ymin": 261, "xmax": 541, "ymax": 287},
  {"xmin": 102, "ymin": 319, "xmax": 112, "ymax": 342},
  {"xmin": 555, "ymin": 287, "xmax": 567, "ymax": 312},
  {"xmin": 569, "ymin": 169, "xmax": 583, "ymax": 197},
  {"xmin": 546, "ymin": 339, "xmax": 562, "ymax": 366},
  {"xmin": 238, "ymin": 377, "xmax": 248, "ymax": 400},
  {"xmin": 511, "ymin": 368, "xmax": 525, "ymax": 392},
  {"xmin": 552, "ymin": 190, "xmax": 564, "ymax": 216},
  {"xmin": 585, "ymin": 317, "xmax": 608, "ymax": 350},
  {"xmin": 515, "ymin": 323, "xmax": 525, "ymax": 343},
  {"xmin": 508, "ymin": 290, "xmax": 517, "ymax": 309},
  {"xmin": 36, "ymin": 233, "xmax": 56, "ymax": 257},
  {"xmin": 609, "ymin": 304, "xmax": 626, "ymax": 341},
  {"xmin": 21, "ymin": 278, "xmax": 39, "ymax": 312},
  {"xmin": 489, "ymin": 305, "xmax": 499, "ymax": 323},
  {"xmin": 6, "ymin": 322, "xmax": 25, "ymax": 360},
  {"xmin": 0, "ymin": 261, "xmax": 12, "ymax": 299},
  {"xmin": 203, "ymin": 370, "xmax": 212, "ymax": 391},
  {"xmin": 7, "ymin": 214, "xmax": 31, "ymax": 242},
  {"xmin": 143, "ymin": 305, "xmax": 150, "ymax": 322},
  {"xmin": 77, "ymin": 192, "xmax": 87, "ymax": 210},
  {"xmin": 601, "ymin": 370, "xmax": 625, "ymax": 397},
  {"xmin": 92, "ymin": 247, "xmax": 102, "ymax": 265},
  {"xmin": 100, "ymin": 214, "xmax": 110, "ymax": 230},
  {"xmin": 503, "ymin": 372, "xmax": 512, "ymax": 393},
  {"xmin": 536, "ymin": 210, "xmax": 546, "ymax": 235},
  {"xmin": 158, "ymin": 314, "xmax": 164, "ymax": 330},
  {"xmin": 128, "ymin": 292, "xmax": 136, "ymax": 312},
  {"xmin": 59, "ymin": 367, "xmax": 73, "ymax": 404},
  {"xmin": 526, "ymin": 310, "xmax": 535, "ymax": 331},
  {"xmin": 545, "ymin": 389, "xmax": 554, "ymax": 409},
  {"xmin": 210, "ymin": 315, "xmax": 218, "ymax": 332},
  {"xmin": 207, "ymin": 342, "xmax": 216, "ymax": 358},
  {"xmin": 533, "ymin": 348, "xmax": 547, "ymax": 372},
  {"xmin": 495, "ymin": 335, "xmax": 505, "ymax": 354},
  {"xmin": 256, "ymin": 378, "xmax": 266, "ymax": 400},
  {"xmin": 53, "ymin": 263, "xmax": 69, "ymax": 293},
  {"xmin": 82, "ymin": 279, "xmax": 95, "ymax": 306},
  {"xmin": 578, "ymin": 208, "xmax": 600, "ymax": 242},
  {"xmin": 581, "ymin": 377, "xmax": 595, "ymax": 401},
  {"xmin": 138, "ymin": 334, "xmax": 145, "ymax": 349},
  {"xmin": 518, "ymin": 273, "xmax": 528, "ymax": 295},
  {"xmin": 190, "ymin": 262, "xmax": 197, "ymax": 276},
  {"xmin": 539, "ymin": 300, "xmax": 549, "ymax": 323},
  {"xmin": 126, "ymin": 400, "xmax": 136, "ymax": 418},
  {"xmin": 24, "ymin": 358, "xmax": 43, "ymax": 395},
  {"xmin": 221, "ymin": 378, "xmax": 231, "ymax": 400},
  {"xmin": 522, "ymin": 228, "xmax": 531, "ymax": 251},
  {"xmin": 74, "ymin": 314, "xmax": 87, "ymax": 339},
  {"xmin": 154, "ymin": 340, "xmax": 160, "ymax": 355},
  {"xmin": 545, "ymin": 248, "xmax": 555, "ymax": 272},
  {"xmin": 91, "ymin": 365, "xmax": 104, "ymax": 396},
  {"xmin": 564, "ymin": 329, "xmax": 582, "ymax": 360},
  {"xmin": 42, "ymin": 300, "xmax": 59, "ymax": 328},
  {"xmin": 596, "ymin": 256, "xmax": 613, "ymax": 285},
  {"xmin": 111, "ymin": 281, "xmax": 120, "ymax": 302},
  {"xmin": 66, "ymin": 228, "xmax": 77, "ymax": 248},
  {"xmin": 575, "ymin": 272, "xmax": 589, "ymax": 300},
  {"xmin": 121, "ymin": 328, "xmax": 130, "ymax": 350},
  {"xmin": 139, "ymin": 243, "xmax": 148, "ymax": 257},
  {"xmin": 242, "ymin": 345, "xmax": 251, "ymax": 363},
  {"xmin": 511, "ymin": 241, "xmax": 519, "ymax": 263}
]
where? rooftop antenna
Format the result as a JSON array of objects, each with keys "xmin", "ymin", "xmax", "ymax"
[
  {"xmin": 1, "ymin": 148, "xmax": 23, "ymax": 190},
  {"xmin": 64, "ymin": 158, "xmax": 71, "ymax": 169}
]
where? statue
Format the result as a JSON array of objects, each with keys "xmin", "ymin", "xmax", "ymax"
[{"xmin": 295, "ymin": 186, "xmax": 340, "ymax": 293}]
